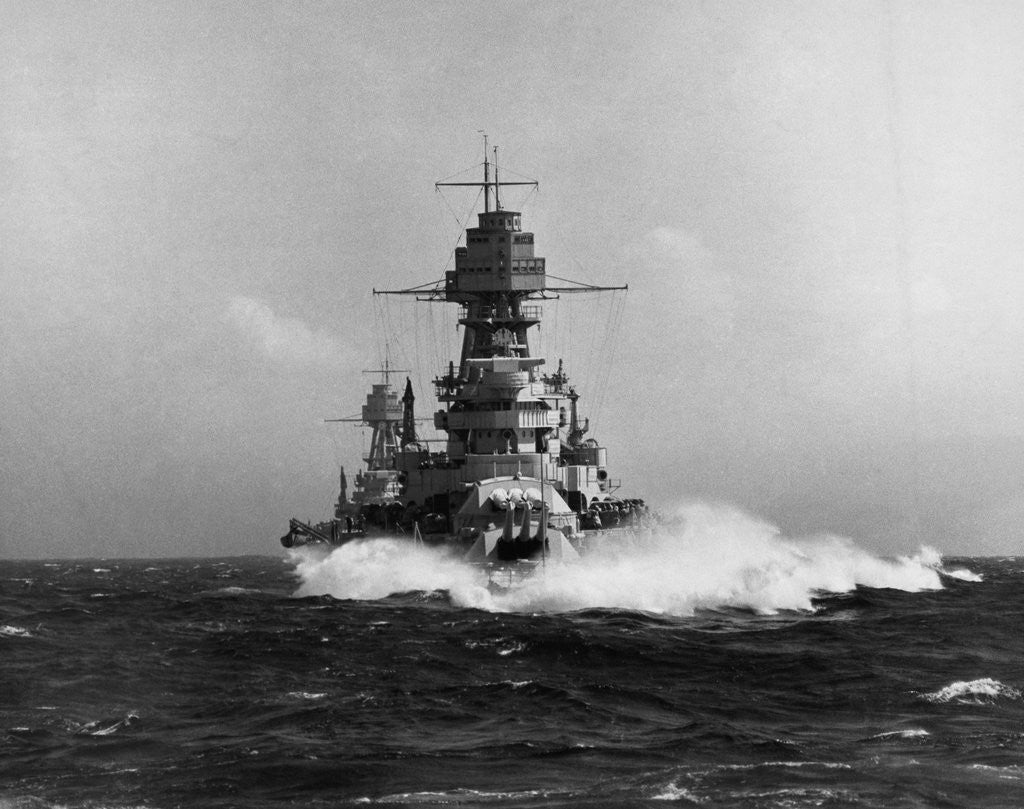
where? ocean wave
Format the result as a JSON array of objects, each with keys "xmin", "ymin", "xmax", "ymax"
[
  {"xmin": 866, "ymin": 728, "xmax": 931, "ymax": 740},
  {"xmin": 651, "ymin": 781, "xmax": 703, "ymax": 802},
  {"xmin": 0, "ymin": 625, "xmax": 33, "ymax": 638},
  {"xmin": 463, "ymin": 637, "xmax": 528, "ymax": 657},
  {"xmin": 968, "ymin": 763, "xmax": 1024, "ymax": 780},
  {"xmin": 703, "ymin": 761, "xmax": 853, "ymax": 772},
  {"xmin": 941, "ymin": 566, "xmax": 984, "ymax": 582},
  {"xmin": 922, "ymin": 678, "xmax": 1021, "ymax": 704},
  {"xmin": 650, "ymin": 763, "xmax": 855, "ymax": 804},
  {"xmin": 199, "ymin": 585, "xmax": 265, "ymax": 597},
  {"xmin": 6, "ymin": 555, "xmax": 1024, "ymax": 809},
  {"xmin": 0, "ymin": 800, "xmax": 152, "ymax": 809},
  {"xmin": 68, "ymin": 712, "xmax": 140, "ymax": 737},
  {"xmin": 360, "ymin": 787, "xmax": 561, "ymax": 804},
  {"xmin": 730, "ymin": 787, "xmax": 849, "ymax": 803}
]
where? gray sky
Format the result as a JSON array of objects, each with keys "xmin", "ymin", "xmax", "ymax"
[{"xmin": 2, "ymin": 1, "xmax": 1023, "ymax": 559}]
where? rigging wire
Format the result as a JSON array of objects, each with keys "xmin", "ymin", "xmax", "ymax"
[
  {"xmin": 596, "ymin": 292, "xmax": 619, "ymax": 422},
  {"xmin": 435, "ymin": 185, "xmax": 484, "ymax": 274},
  {"xmin": 548, "ymin": 296, "xmax": 559, "ymax": 370},
  {"xmin": 372, "ymin": 296, "xmax": 386, "ymax": 372},
  {"xmin": 409, "ymin": 305, "xmax": 436, "ymax": 437},
  {"xmin": 435, "ymin": 185, "xmax": 483, "ymax": 269},
  {"xmin": 434, "ymin": 191, "xmax": 463, "ymax": 234},
  {"xmin": 546, "ymin": 288, "xmax": 629, "ymax": 440},
  {"xmin": 496, "ymin": 164, "xmax": 539, "ymax": 183},
  {"xmin": 498, "ymin": 180, "xmax": 539, "ymax": 214},
  {"xmin": 434, "ymin": 161, "xmax": 485, "ymax": 186},
  {"xmin": 591, "ymin": 290, "xmax": 627, "ymax": 435},
  {"xmin": 567, "ymin": 295, "xmax": 574, "ymax": 392}
]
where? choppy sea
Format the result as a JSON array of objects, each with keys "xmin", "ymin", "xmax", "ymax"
[{"xmin": 3, "ymin": 507, "xmax": 1023, "ymax": 808}]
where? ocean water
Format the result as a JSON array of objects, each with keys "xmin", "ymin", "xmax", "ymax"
[{"xmin": 2, "ymin": 508, "xmax": 1023, "ymax": 808}]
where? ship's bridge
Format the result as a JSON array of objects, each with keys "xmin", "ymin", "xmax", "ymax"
[
  {"xmin": 474, "ymin": 211, "xmax": 522, "ymax": 231},
  {"xmin": 447, "ymin": 209, "xmax": 546, "ymax": 295}
]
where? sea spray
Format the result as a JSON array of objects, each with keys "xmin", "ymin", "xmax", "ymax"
[
  {"xmin": 289, "ymin": 539, "xmax": 490, "ymax": 604},
  {"xmin": 483, "ymin": 503, "xmax": 945, "ymax": 614},
  {"xmin": 290, "ymin": 502, "xmax": 949, "ymax": 614}
]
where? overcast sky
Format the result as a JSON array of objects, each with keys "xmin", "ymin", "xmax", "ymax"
[{"xmin": 2, "ymin": 1, "xmax": 1023, "ymax": 559}]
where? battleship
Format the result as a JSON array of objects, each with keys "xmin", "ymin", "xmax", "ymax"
[{"xmin": 281, "ymin": 145, "xmax": 652, "ymax": 568}]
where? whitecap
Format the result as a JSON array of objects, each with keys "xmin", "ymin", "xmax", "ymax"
[
  {"xmin": 713, "ymin": 761, "xmax": 852, "ymax": 771},
  {"xmin": 652, "ymin": 781, "xmax": 703, "ymax": 802},
  {"xmin": 869, "ymin": 728, "xmax": 930, "ymax": 740},
  {"xmin": 942, "ymin": 566, "xmax": 983, "ymax": 582},
  {"xmin": 367, "ymin": 787, "xmax": 555, "ymax": 804},
  {"xmin": 0, "ymin": 625, "xmax": 33, "ymax": 638},
  {"xmin": 736, "ymin": 787, "xmax": 845, "ymax": 802},
  {"xmin": 968, "ymin": 763, "xmax": 1024, "ymax": 780},
  {"xmin": 214, "ymin": 586, "xmax": 261, "ymax": 596},
  {"xmin": 922, "ymin": 678, "xmax": 1021, "ymax": 704},
  {"xmin": 77, "ymin": 712, "xmax": 140, "ymax": 736}
]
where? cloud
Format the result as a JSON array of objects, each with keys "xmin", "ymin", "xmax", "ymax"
[{"xmin": 226, "ymin": 295, "xmax": 344, "ymax": 366}]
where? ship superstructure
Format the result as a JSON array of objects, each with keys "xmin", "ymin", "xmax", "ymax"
[{"xmin": 283, "ymin": 145, "xmax": 648, "ymax": 561}]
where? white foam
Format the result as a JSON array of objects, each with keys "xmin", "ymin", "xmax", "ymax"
[
  {"xmin": 206, "ymin": 586, "xmax": 262, "ymax": 597},
  {"xmin": 77, "ymin": 712, "xmax": 140, "ymax": 736},
  {"xmin": 707, "ymin": 761, "xmax": 853, "ymax": 772},
  {"xmin": 968, "ymin": 763, "xmax": 1024, "ymax": 780},
  {"xmin": 923, "ymin": 678, "xmax": 1021, "ymax": 704},
  {"xmin": 365, "ymin": 787, "xmax": 554, "ymax": 804},
  {"xmin": 943, "ymin": 566, "xmax": 983, "ymax": 582},
  {"xmin": 289, "ymin": 541, "xmax": 491, "ymax": 605},
  {"xmin": 0, "ymin": 625, "xmax": 33, "ymax": 638},
  {"xmin": 870, "ymin": 728, "xmax": 931, "ymax": 740},
  {"xmin": 290, "ymin": 503, "xmax": 949, "ymax": 615},
  {"xmin": 652, "ymin": 781, "xmax": 704, "ymax": 802}
]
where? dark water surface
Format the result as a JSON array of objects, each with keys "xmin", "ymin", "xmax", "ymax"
[{"xmin": 2, "ymin": 551, "xmax": 1022, "ymax": 808}]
